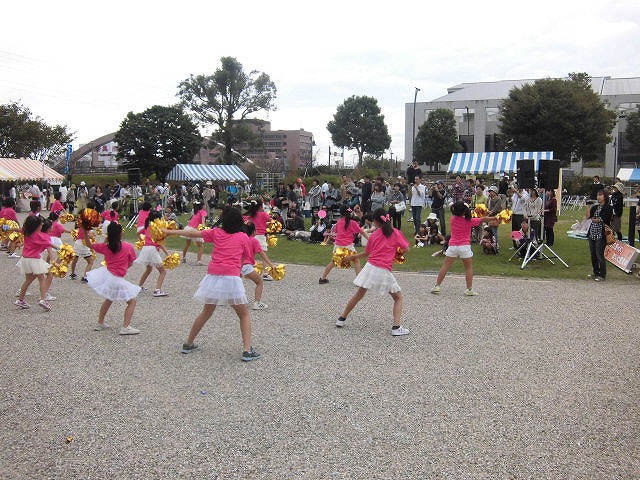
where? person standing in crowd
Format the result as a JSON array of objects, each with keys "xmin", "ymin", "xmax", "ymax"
[
  {"xmin": 510, "ymin": 187, "xmax": 528, "ymax": 248},
  {"xmin": 406, "ymin": 160, "xmax": 422, "ymax": 184},
  {"xmin": 487, "ymin": 186, "xmax": 504, "ymax": 250},
  {"xmin": 543, "ymin": 190, "xmax": 558, "ymax": 246},
  {"xmin": 590, "ymin": 176, "xmax": 605, "ymax": 201},
  {"xmin": 58, "ymin": 184, "xmax": 68, "ymax": 208},
  {"xmin": 369, "ymin": 183, "xmax": 386, "ymax": 213},
  {"xmin": 430, "ymin": 180, "xmax": 447, "ymax": 236},
  {"xmin": 361, "ymin": 177, "xmax": 373, "ymax": 213},
  {"xmin": 76, "ymin": 182, "xmax": 89, "ymax": 210},
  {"xmin": 586, "ymin": 189, "xmax": 613, "ymax": 282},
  {"xmin": 610, "ymin": 182, "xmax": 625, "ymax": 241},
  {"xmin": 525, "ymin": 189, "xmax": 543, "ymax": 241},
  {"xmin": 470, "ymin": 184, "xmax": 488, "ymax": 243},
  {"xmin": 409, "ymin": 176, "xmax": 426, "ymax": 235},
  {"xmin": 451, "ymin": 175, "xmax": 466, "ymax": 203},
  {"xmin": 498, "ymin": 175, "xmax": 510, "ymax": 196},
  {"xmin": 309, "ymin": 180, "xmax": 322, "ymax": 211},
  {"xmin": 66, "ymin": 184, "xmax": 76, "ymax": 213},
  {"xmin": 388, "ymin": 183, "xmax": 406, "ymax": 230},
  {"xmin": 203, "ymin": 181, "xmax": 216, "ymax": 219}
]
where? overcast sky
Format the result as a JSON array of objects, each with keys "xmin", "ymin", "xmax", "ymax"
[{"xmin": 2, "ymin": 0, "xmax": 638, "ymax": 166}]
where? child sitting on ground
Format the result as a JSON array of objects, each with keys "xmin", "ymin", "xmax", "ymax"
[
  {"xmin": 426, "ymin": 213, "xmax": 445, "ymax": 245},
  {"xmin": 480, "ymin": 226, "xmax": 498, "ymax": 254},
  {"xmin": 414, "ymin": 224, "xmax": 429, "ymax": 247}
]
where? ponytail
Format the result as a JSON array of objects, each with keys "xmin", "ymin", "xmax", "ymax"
[
  {"xmin": 451, "ymin": 201, "xmax": 471, "ymax": 220},
  {"xmin": 339, "ymin": 204, "xmax": 352, "ymax": 227},
  {"xmin": 106, "ymin": 222, "xmax": 123, "ymax": 253},
  {"xmin": 372, "ymin": 208, "xmax": 393, "ymax": 237}
]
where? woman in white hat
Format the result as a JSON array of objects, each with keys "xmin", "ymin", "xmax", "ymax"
[{"xmin": 609, "ymin": 182, "xmax": 625, "ymax": 241}]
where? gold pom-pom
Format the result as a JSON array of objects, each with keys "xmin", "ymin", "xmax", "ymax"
[
  {"xmin": 266, "ymin": 219, "xmax": 283, "ymax": 234},
  {"xmin": 332, "ymin": 247, "xmax": 356, "ymax": 269},
  {"xmin": 148, "ymin": 219, "xmax": 177, "ymax": 243},
  {"xmin": 49, "ymin": 262, "xmax": 68, "ymax": 278},
  {"xmin": 197, "ymin": 223, "xmax": 210, "ymax": 231},
  {"xmin": 266, "ymin": 235, "xmax": 278, "ymax": 248},
  {"xmin": 57, "ymin": 244, "xmax": 76, "ymax": 264},
  {"xmin": 95, "ymin": 227, "xmax": 103, "ymax": 236},
  {"xmin": 495, "ymin": 209, "xmax": 513, "ymax": 225},
  {"xmin": 59, "ymin": 213, "xmax": 75, "ymax": 224},
  {"xmin": 8, "ymin": 231, "xmax": 24, "ymax": 244},
  {"xmin": 266, "ymin": 263, "xmax": 286, "ymax": 281},
  {"xmin": 394, "ymin": 247, "xmax": 406, "ymax": 264},
  {"xmin": 0, "ymin": 220, "xmax": 19, "ymax": 240},
  {"xmin": 70, "ymin": 229, "xmax": 78, "ymax": 240},
  {"xmin": 471, "ymin": 203, "xmax": 488, "ymax": 218},
  {"xmin": 162, "ymin": 252, "xmax": 181, "ymax": 269},
  {"xmin": 79, "ymin": 208, "xmax": 101, "ymax": 228},
  {"xmin": 135, "ymin": 234, "xmax": 145, "ymax": 250},
  {"xmin": 253, "ymin": 261, "xmax": 264, "ymax": 275},
  {"xmin": 101, "ymin": 260, "xmax": 106, "ymax": 266}
]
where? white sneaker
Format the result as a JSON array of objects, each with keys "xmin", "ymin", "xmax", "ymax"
[
  {"xmin": 119, "ymin": 326, "xmax": 140, "ymax": 335},
  {"xmin": 8, "ymin": 253, "xmax": 20, "ymax": 258},
  {"xmin": 252, "ymin": 301, "xmax": 268, "ymax": 310},
  {"xmin": 464, "ymin": 289, "xmax": 479, "ymax": 296},
  {"xmin": 153, "ymin": 289, "xmax": 168, "ymax": 297},
  {"xmin": 263, "ymin": 274, "xmax": 273, "ymax": 281},
  {"xmin": 45, "ymin": 293, "xmax": 57, "ymax": 301},
  {"xmin": 392, "ymin": 326, "xmax": 410, "ymax": 336},
  {"xmin": 94, "ymin": 322, "xmax": 111, "ymax": 331},
  {"xmin": 431, "ymin": 285, "xmax": 441, "ymax": 294},
  {"xmin": 15, "ymin": 290, "xmax": 32, "ymax": 297},
  {"xmin": 38, "ymin": 299, "xmax": 51, "ymax": 311},
  {"xmin": 335, "ymin": 317, "xmax": 346, "ymax": 328}
]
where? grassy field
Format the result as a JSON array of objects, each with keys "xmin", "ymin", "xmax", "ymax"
[{"xmin": 124, "ymin": 209, "xmax": 638, "ymax": 281}]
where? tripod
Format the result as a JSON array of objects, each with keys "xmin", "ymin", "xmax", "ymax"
[{"xmin": 125, "ymin": 185, "xmax": 140, "ymax": 229}]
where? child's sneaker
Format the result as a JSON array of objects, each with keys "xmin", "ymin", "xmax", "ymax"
[
  {"xmin": 15, "ymin": 290, "xmax": 31, "ymax": 297},
  {"xmin": 153, "ymin": 289, "xmax": 168, "ymax": 297},
  {"xmin": 263, "ymin": 274, "xmax": 273, "ymax": 281},
  {"xmin": 431, "ymin": 285, "xmax": 441, "ymax": 294},
  {"xmin": 8, "ymin": 252, "xmax": 20, "ymax": 258},
  {"xmin": 81, "ymin": 277, "xmax": 88, "ymax": 283},
  {"xmin": 335, "ymin": 316, "xmax": 346, "ymax": 328},
  {"xmin": 180, "ymin": 343, "xmax": 199, "ymax": 354},
  {"xmin": 118, "ymin": 325, "xmax": 140, "ymax": 335},
  {"xmin": 464, "ymin": 288, "xmax": 479, "ymax": 296},
  {"xmin": 94, "ymin": 322, "xmax": 111, "ymax": 331},
  {"xmin": 14, "ymin": 299, "xmax": 29, "ymax": 309},
  {"xmin": 38, "ymin": 299, "xmax": 51, "ymax": 311},
  {"xmin": 241, "ymin": 347, "xmax": 261, "ymax": 362},
  {"xmin": 69, "ymin": 273, "xmax": 77, "ymax": 279},
  {"xmin": 252, "ymin": 301, "xmax": 268, "ymax": 310},
  {"xmin": 44, "ymin": 293, "xmax": 57, "ymax": 301},
  {"xmin": 391, "ymin": 326, "xmax": 410, "ymax": 336}
]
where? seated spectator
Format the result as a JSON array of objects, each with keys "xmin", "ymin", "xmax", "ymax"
[
  {"xmin": 425, "ymin": 213, "xmax": 445, "ymax": 245},
  {"xmin": 431, "ymin": 235, "xmax": 451, "ymax": 257},
  {"xmin": 480, "ymin": 226, "xmax": 498, "ymax": 254},
  {"xmin": 321, "ymin": 222, "xmax": 337, "ymax": 245},
  {"xmin": 283, "ymin": 210, "xmax": 306, "ymax": 240},
  {"xmin": 414, "ymin": 224, "xmax": 429, "ymax": 247},
  {"xmin": 309, "ymin": 210, "xmax": 330, "ymax": 243},
  {"xmin": 514, "ymin": 218, "xmax": 538, "ymax": 258}
]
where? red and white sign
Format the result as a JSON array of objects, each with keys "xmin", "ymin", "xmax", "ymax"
[{"xmin": 605, "ymin": 241, "xmax": 640, "ymax": 273}]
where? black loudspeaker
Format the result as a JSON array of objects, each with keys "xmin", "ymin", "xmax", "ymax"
[
  {"xmin": 127, "ymin": 168, "xmax": 141, "ymax": 185},
  {"xmin": 517, "ymin": 159, "xmax": 535, "ymax": 189},
  {"xmin": 538, "ymin": 160, "xmax": 560, "ymax": 189}
]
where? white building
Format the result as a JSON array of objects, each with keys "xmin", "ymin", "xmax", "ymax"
[{"xmin": 405, "ymin": 76, "xmax": 640, "ymax": 177}]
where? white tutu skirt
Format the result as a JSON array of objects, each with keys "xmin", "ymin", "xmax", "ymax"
[
  {"xmin": 241, "ymin": 264, "xmax": 254, "ymax": 276},
  {"xmin": 16, "ymin": 257, "xmax": 50, "ymax": 275},
  {"xmin": 353, "ymin": 263, "xmax": 401, "ymax": 296},
  {"xmin": 181, "ymin": 225, "xmax": 204, "ymax": 243},
  {"xmin": 50, "ymin": 237, "xmax": 62, "ymax": 249},
  {"xmin": 194, "ymin": 275, "xmax": 247, "ymax": 305},
  {"xmin": 135, "ymin": 245, "xmax": 162, "ymax": 266},
  {"xmin": 86, "ymin": 266, "xmax": 141, "ymax": 302},
  {"xmin": 73, "ymin": 239, "xmax": 92, "ymax": 258},
  {"xmin": 255, "ymin": 234, "xmax": 268, "ymax": 250}
]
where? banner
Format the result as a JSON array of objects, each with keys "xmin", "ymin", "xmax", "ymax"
[{"xmin": 605, "ymin": 241, "xmax": 640, "ymax": 273}]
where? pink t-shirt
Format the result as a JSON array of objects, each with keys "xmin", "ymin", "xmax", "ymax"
[
  {"xmin": 0, "ymin": 207, "xmax": 18, "ymax": 222},
  {"xmin": 335, "ymin": 217, "xmax": 362, "ymax": 247},
  {"xmin": 93, "ymin": 241, "xmax": 136, "ymax": 277},
  {"xmin": 449, "ymin": 216, "xmax": 483, "ymax": 246},
  {"xmin": 49, "ymin": 200, "xmax": 64, "ymax": 213},
  {"xmin": 141, "ymin": 227, "xmax": 159, "ymax": 248},
  {"xmin": 248, "ymin": 211, "xmax": 270, "ymax": 235},
  {"xmin": 50, "ymin": 221, "xmax": 65, "ymax": 238},
  {"xmin": 365, "ymin": 228, "xmax": 409, "ymax": 271},
  {"xmin": 22, "ymin": 231, "xmax": 52, "ymax": 258},
  {"xmin": 244, "ymin": 236, "xmax": 263, "ymax": 265},
  {"xmin": 201, "ymin": 228, "xmax": 251, "ymax": 276},
  {"xmin": 137, "ymin": 210, "xmax": 150, "ymax": 228},
  {"xmin": 188, "ymin": 209, "xmax": 208, "ymax": 228},
  {"xmin": 102, "ymin": 210, "xmax": 119, "ymax": 222},
  {"xmin": 76, "ymin": 227, "xmax": 89, "ymax": 240}
]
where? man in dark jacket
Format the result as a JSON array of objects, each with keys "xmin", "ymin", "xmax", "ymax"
[
  {"xmin": 610, "ymin": 182, "xmax": 624, "ymax": 240},
  {"xmin": 406, "ymin": 160, "xmax": 422, "ymax": 184},
  {"xmin": 361, "ymin": 177, "xmax": 373, "ymax": 213},
  {"xmin": 590, "ymin": 176, "xmax": 605, "ymax": 201}
]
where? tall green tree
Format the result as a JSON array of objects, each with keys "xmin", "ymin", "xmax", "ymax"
[
  {"xmin": 327, "ymin": 95, "xmax": 391, "ymax": 167},
  {"xmin": 177, "ymin": 57, "xmax": 277, "ymax": 163},
  {"xmin": 0, "ymin": 101, "xmax": 74, "ymax": 160},
  {"xmin": 625, "ymin": 105, "xmax": 640, "ymax": 149},
  {"xmin": 114, "ymin": 105, "xmax": 202, "ymax": 181},
  {"xmin": 414, "ymin": 108, "xmax": 462, "ymax": 170},
  {"xmin": 498, "ymin": 72, "xmax": 617, "ymax": 164}
]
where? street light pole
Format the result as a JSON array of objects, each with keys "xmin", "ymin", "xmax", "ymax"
[
  {"xmin": 465, "ymin": 106, "xmax": 470, "ymax": 136},
  {"xmin": 412, "ymin": 87, "xmax": 421, "ymax": 161}
]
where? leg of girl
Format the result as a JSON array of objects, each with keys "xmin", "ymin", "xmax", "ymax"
[
  {"xmin": 182, "ymin": 304, "xmax": 216, "ymax": 352},
  {"xmin": 18, "ymin": 274, "xmax": 36, "ymax": 302},
  {"xmin": 390, "ymin": 291, "xmax": 403, "ymax": 327},
  {"xmin": 154, "ymin": 266, "xmax": 167, "ymax": 295},
  {"xmin": 97, "ymin": 299, "xmax": 112, "ymax": 328},
  {"xmin": 353, "ymin": 257, "xmax": 362, "ymax": 275},
  {"xmin": 461, "ymin": 258, "xmax": 478, "ymax": 295},
  {"xmin": 138, "ymin": 265, "xmax": 153, "ymax": 288},
  {"xmin": 196, "ymin": 242, "xmax": 204, "ymax": 264},
  {"xmin": 232, "ymin": 304, "xmax": 260, "ymax": 361},
  {"xmin": 432, "ymin": 256, "xmax": 456, "ymax": 293},
  {"xmin": 82, "ymin": 256, "xmax": 94, "ymax": 280},
  {"xmin": 336, "ymin": 287, "xmax": 367, "ymax": 327},
  {"xmin": 182, "ymin": 239, "xmax": 191, "ymax": 263},
  {"xmin": 319, "ymin": 260, "xmax": 334, "ymax": 282},
  {"xmin": 70, "ymin": 255, "xmax": 78, "ymax": 277},
  {"xmin": 246, "ymin": 271, "xmax": 265, "ymax": 307},
  {"xmin": 123, "ymin": 298, "xmax": 136, "ymax": 328}
]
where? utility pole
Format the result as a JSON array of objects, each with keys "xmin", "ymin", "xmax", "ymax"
[{"xmin": 412, "ymin": 87, "xmax": 421, "ymax": 161}]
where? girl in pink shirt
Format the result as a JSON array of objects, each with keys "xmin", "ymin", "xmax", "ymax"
[
  {"xmin": 1, "ymin": 198, "xmax": 18, "ymax": 252},
  {"xmin": 12, "ymin": 215, "xmax": 55, "ymax": 311},
  {"xmin": 181, "ymin": 202, "xmax": 207, "ymax": 265},
  {"xmin": 164, "ymin": 206, "xmax": 260, "ymax": 362},
  {"xmin": 136, "ymin": 202, "xmax": 152, "ymax": 233},
  {"xmin": 70, "ymin": 209, "xmax": 96, "ymax": 282},
  {"xmin": 319, "ymin": 205, "xmax": 369, "ymax": 284},
  {"xmin": 49, "ymin": 192, "xmax": 65, "ymax": 214},
  {"xmin": 241, "ymin": 222, "xmax": 276, "ymax": 311},
  {"xmin": 431, "ymin": 202, "xmax": 496, "ymax": 296},
  {"xmin": 86, "ymin": 222, "xmax": 141, "ymax": 335},
  {"xmin": 245, "ymin": 200, "xmax": 272, "ymax": 250},
  {"xmin": 101, "ymin": 203, "xmax": 120, "ymax": 231},
  {"xmin": 47, "ymin": 212, "xmax": 71, "ymax": 245},
  {"xmin": 135, "ymin": 211, "xmax": 169, "ymax": 297},
  {"xmin": 335, "ymin": 208, "xmax": 410, "ymax": 336}
]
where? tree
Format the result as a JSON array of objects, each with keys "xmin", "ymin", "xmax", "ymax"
[
  {"xmin": 177, "ymin": 57, "xmax": 277, "ymax": 163},
  {"xmin": 0, "ymin": 101, "xmax": 74, "ymax": 160},
  {"xmin": 498, "ymin": 72, "xmax": 617, "ymax": 164},
  {"xmin": 327, "ymin": 95, "xmax": 391, "ymax": 167},
  {"xmin": 114, "ymin": 105, "xmax": 202, "ymax": 181},
  {"xmin": 414, "ymin": 108, "xmax": 462, "ymax": 171},
  {"xmin": 625, "ymin": 105, "xmax": 640, "ymax": 150}
]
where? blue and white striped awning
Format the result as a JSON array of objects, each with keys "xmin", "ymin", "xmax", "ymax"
[
  {"xmin": 166, "ymin": 164, "xmax": 249, "ymax": 182},
  {"xmin": 448, "ymin": 151, "xmax": 554, "ymax": 174},
  {"xmin": 617, "ymin": 168, "xmax": 640, "ymax": 182}
]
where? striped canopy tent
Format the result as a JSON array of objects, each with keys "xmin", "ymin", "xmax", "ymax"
[
  {"xmin": 447, "ymin": 151, "xmax": 554, "ymax": 174},
  {"xmin": 166, "ymin": 164, "xmax": 249, "ymax": 182},
  {"xmin": 617, "ymin": 168, "xmax": 640, "ymax": 182},
  {"xmin": 0, "ymin": 158, "xmax": 64, "ymax": 185}
]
